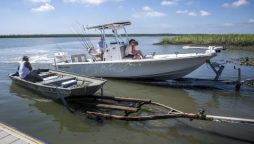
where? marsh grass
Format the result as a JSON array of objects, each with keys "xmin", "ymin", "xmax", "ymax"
[{"xmin": 158, "ymin": 34, "xmax": 254, "ymax": 48}]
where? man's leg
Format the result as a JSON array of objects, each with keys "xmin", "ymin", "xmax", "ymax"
[
  {"xmin": 30, "ymin": 70, "xmax": 43, "ymax": 82},
  {"xmin": 137, "ymin": 50, "xmax": 144, "ymax": 57}
]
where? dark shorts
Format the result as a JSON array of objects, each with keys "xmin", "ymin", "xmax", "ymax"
[{"xmin": 125, "ymin": 54, "xmax": 134, "ymax": 58}]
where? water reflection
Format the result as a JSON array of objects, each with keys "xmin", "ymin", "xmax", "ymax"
[
  {"xmin": 9, "ymin": 82, "xmax": 99, "ymax": 133},
  {"xmin": 9, "ymin": 79, "xmax": 254, "ymax": 144}
]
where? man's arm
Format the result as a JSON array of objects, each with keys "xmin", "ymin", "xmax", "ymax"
[{"xmin": 24, "ymin": 62, "xmax": 32, "ymax": 71}]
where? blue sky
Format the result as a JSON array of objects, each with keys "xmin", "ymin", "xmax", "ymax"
[{"xmin": 0, "ymin": 0, "xmax": 254, "ymax": 34}]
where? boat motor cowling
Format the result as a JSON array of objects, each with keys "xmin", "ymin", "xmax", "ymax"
[{"xmin": 54, "ymin": 52, "xmax": 69, "ymax": 63}]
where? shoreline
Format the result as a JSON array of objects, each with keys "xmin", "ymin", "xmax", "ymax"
[{"xmin": 0, "ymin": 33, "xmax": 178, "ymax": 38}]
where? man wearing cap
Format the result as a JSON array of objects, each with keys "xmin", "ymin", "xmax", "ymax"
[
  {"xmin": 17, "ymin": 56, "xmax": 42, "ymax": 82},
  {"xmin": 18, "ymin": 56, "xmax": 32, "ymax": 79}
]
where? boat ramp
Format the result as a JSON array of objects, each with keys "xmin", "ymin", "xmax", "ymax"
[{"xmin": 0, "ymin": 123, "xmax": 44, "ymax": 144}]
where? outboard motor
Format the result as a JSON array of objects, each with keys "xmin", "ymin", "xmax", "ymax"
[{"xmin": 54, "ymin": 52, "xmax": 69, "ymax": 63}]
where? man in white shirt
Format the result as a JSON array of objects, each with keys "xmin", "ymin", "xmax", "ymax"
[{"xmin": 17, "ymin": 56, "xmax": 43, "ymax": 82}]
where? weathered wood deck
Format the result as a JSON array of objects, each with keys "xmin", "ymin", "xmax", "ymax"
[{"xmin": 0, "ymin": 123, "xmax": 44, "ymax": 144}]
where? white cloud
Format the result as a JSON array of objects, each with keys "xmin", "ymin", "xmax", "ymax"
[
  {"xmin": 200, "ymin": 10, "xmax": 210, "ymax": 16},
  {"xmin": 32, "ymin": 3, "xmax": 55, "ymax": 12},
  {"xmin": 133, "ymin": 6, "xmax": 166, "ymax": 18},
  {"xmin": 188, "ymin": 12, "xmax": 197, "ymax": 16},
  {"xmin": 143, "ymin": 6, "xmax": 153, "ymax": 11},
  {"xmin": 161, "ymin": 0, "xmax": 178, "ymax": 6},
  {"xmin": 223, "ymin": 0, "xmax": 249, "ymax": 8},
  {"xmin": 63, "ymin": 0, "xmax": 122, "ymax": 5},
  {"xmin": 64, "ymin": 0, "xmax": 105, "ymax": 5},
  {"xmin": 176, "ymin": 10, "xmax": 211, "ymax": 17},
  {"xmin": 232, "ymin": 0, "xmax": 248, "ymax": 7},
  {"xmin": 143, "ymin": 6, "xmax": 166, "ymax": 17},
  {"xmin": 248, "ymin": 19, "xmax": 254, "ymax": 23},
  {"xmin": 176, "ymin": 10, "xmax": 188, "ymax": 14},
  {"xmin": 222, "ymin": 3, "xmax": 230, "ymax": 7},
  {"xmin": 29, "ymin": 0, "xmax": 51, "ymax": 3}
]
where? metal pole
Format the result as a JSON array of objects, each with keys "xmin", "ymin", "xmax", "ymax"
[
  {"xmin": 100, "ymin": 86, "xmax": 104, "ymax": 97},
  {"xmin": 123, "ymin": 26, "xmax": 129, "ymax": 44},
  {"xmin": 71, "ymin": 27, "xmax": 91, "ymax": 51},
  {"xmin": 82, "ymin": 25, "xmax": 95, "ymax": 49},
  {"xmin": 205, "ymin": 115, "xmax": 254, "ymax": 125},
  {"xmin": 54, "ymin": 58, "xmax": 57, "ymax": 70}
]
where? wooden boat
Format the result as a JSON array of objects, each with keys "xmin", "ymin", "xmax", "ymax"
[{"xmin": 9, "ymin": 69, "xmax": 106, "ymax": 99}]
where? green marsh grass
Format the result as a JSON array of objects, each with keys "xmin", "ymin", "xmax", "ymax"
[{"xmin": 159, "ymin": 34, "xmax": 254, "ymax": 48}]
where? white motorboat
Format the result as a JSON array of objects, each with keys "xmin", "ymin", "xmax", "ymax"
[{"xmin": 54, "ymin": 21, "xmax": 218, "ymax": 80}]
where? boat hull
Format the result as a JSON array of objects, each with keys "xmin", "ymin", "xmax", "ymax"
[
  {"xmin": 56, "ymin": 53, "xmax": 215, "ymax": 80},
  {"xmin": 10, "ymin": 76, "xmax": 71, "ymax": 99}
]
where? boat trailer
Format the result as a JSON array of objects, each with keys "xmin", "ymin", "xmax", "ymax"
[
  {"xmin": 57, "ymin": 94, "xmax": 254, "ymax": 125},
  {"xmin": 142, "ymin": 60, "xmax": 254, "ymax": 91}
]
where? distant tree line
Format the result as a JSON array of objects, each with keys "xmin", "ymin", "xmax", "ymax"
[{"xmin": 0, "ymin": 33, "xmax": 178, "ymax": 38}]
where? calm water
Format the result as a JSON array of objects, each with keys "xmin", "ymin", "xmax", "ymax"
[{"xmin": 0, "ymin": 37, "xmax": 254, "ymax": 144}]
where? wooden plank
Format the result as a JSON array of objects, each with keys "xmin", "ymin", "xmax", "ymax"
[
  {"xmin": 95, "ymin": 104, "xmax": 139, "ymax": 112},
  {"xmin": 12, "ymin": 140, "xmax": 29, "ymax": 144},
  {"xmin": 0, "ymin": 123, "xmax": 44, "ymax": 144},
  {"xmin": 0, "ymin": 131, "xmax": 9, "ymax": 139},
  {"xmin": 67, "ymin": 95, "xmax": 151, "ymax": 103},
  {"xmin": 1, "ymin": 135, "xmax": 19, "ymax": 144}
]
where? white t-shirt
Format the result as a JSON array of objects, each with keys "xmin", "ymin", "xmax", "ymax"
[
  {"xmin": 125, "ymin": 45, "xmax": 132, "ymax": 55},
  {"xmin": 19, "ymin": 61, "xmax": 30, "ymax": 78}
]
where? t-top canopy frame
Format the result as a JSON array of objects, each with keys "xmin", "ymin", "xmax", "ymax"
[{"xmin": 86, "ymin": 21, "xmax": 131, "ymax": 30}]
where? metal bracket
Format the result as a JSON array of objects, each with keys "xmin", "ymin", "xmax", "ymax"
[{"xmin": 206, "ymin": 60, "xmax": 225, "ymax": 81}]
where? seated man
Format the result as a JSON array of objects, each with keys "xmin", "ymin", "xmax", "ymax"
[
  {"xmin": 125, "ymin": 39, "xmax": 144, "ymax": 59},
  {"xmin": 88, "ymin": 47, "xmax": 102, "ymax": 61},
  {"xmin": 18, "ymin": 56, "xmax": 43, "ymax": 82},
  {"xmin": 97, "ymin": 36, "xmax": 107, "ymax": 60}
]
